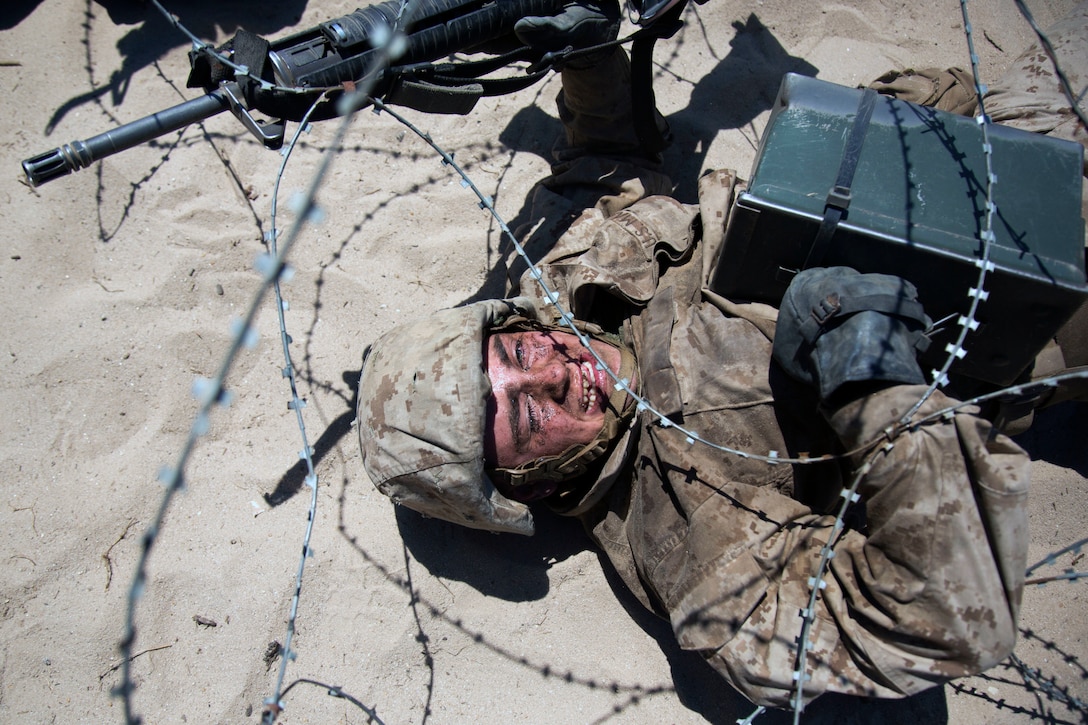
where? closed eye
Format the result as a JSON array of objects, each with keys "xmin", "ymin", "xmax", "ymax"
[
  {"xmin": 526, "ymin": 396, "xmax": 541, "ymax": 434},
  {"xmin": 515, "ymin": 339, "xmax": 527, "ymax": 370}
]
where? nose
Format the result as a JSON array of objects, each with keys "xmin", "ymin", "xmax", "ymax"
[{"xmin": 524, "ymin": 356, "xmax": 569, "ymax": 399}]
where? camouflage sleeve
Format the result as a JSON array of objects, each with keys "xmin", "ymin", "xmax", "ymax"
[
  {"xmin": 814, "ymin": 386, "xmax": 1028, "ymax": 700},
  {"xmin": 691, "ymin": 385, "xmax": 1028, "ymax": 707},
  {"xmin": 983, "ymin": 1, "xmax": 1088, "ymax": 154}
]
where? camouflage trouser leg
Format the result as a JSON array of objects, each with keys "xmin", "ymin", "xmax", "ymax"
[
  {"xmin": 507, "ymin": 49, "xmax": 674, "ymax": 297},
  {"xmin": 867, "ymin": 66, "xmax": 979, "ymax": 115},
  {"xmin": 549, "ymin": 47, "xmax": 674, "ymax": 216},
  {"xmin": 983, "ymin": 2, "xmax": 1088, "ymax": 168},
  {"xmin": 985, "ymin": 3, "xmax": 1088, "ymax": 408},
  {"xmin": 867, "ymin": 3, "xmax": 1087, "ymax": 173}
]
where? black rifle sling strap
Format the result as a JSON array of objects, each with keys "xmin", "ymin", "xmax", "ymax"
[
  {"xmin": 384, "ymin": 79, "xmax": 486, "ymax": 115},
  {"xmin": 801, "ymin": 87, "xmax": 878, "ymax": 270},
  {"xmin": 385, "ymin": 48, "xmax": 552, "ymax": 114}
]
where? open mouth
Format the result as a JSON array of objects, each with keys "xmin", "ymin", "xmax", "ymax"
[{"xmin": 578, "ymin": 360, "xmax": 600, "ymax": 413}]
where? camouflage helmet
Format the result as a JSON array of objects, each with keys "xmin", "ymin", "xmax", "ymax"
[
  {"xmin": 357, "ymin": 297, "xmax": 541, "ymax": 535},
  {"xmin": 357, "ymin": 295, "xmax": 639, "ymax": 536}
]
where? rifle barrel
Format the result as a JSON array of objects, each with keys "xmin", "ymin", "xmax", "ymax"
[{"xmin": 22, "ymin": 90, "xmax": 231, "ymax": 187}]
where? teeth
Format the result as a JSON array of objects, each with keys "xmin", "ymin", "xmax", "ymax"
[{"xmin": 580, "ymin": 361, "xmax": 597, "ymax": 412}]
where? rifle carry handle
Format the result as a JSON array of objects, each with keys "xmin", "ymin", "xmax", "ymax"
[{"xmin": 22, "ymin": 0, "xmax": 567, "ymax": 187}]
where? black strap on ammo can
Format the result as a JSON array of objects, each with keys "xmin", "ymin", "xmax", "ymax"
[{"xmin": 801, "ymin": 88, "xmax": 879, "ymax": 270}]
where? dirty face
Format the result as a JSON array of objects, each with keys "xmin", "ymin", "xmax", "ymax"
[{"xmin": 484, "ymin": 328, "xmax": 625, "ymax": 469}]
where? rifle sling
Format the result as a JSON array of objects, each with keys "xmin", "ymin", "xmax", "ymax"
[
  {"xmin": 384, "ymin": 63, "xmax": 552, "ymax": 114},
  {"xmin": 435, "ymin": 68, "xmax": 552, "ymax": 97},
  {"xmin": 384, "ymin": 78, "xmax": 485, "ymax": 115}
]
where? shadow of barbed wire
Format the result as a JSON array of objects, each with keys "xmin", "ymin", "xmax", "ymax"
[
  {"xmin": 93, "ymin": 128, "xmax": 186, "ymax": 243},
  {"xmin": 947, "ymin": 653, "xmax": 1087, "ymax": 725},
  {"xmin": 1014, "ymin": 626, "xmax": 1088, "ymax": 720},
  {"xmin": 1019, "ymin": 627, "xmax": 1088, "ymax": 685},
  {"xmin": 89, "ymin": 46, "xmax": 192, "ymax": 242},
  {"xmin": 399, "ymin": 541, "xmax": 439, "ymax": 724},
  {"xmin": 40, "ymin": 0, "xmax": 311, "ymax": 135},
  {"xmin": 948, "ymin": 679, "xmax": 1068, "ymax": 724},
  {"xmin": 331, "ymin": 475, "xmax": 688, "ymax": 722}
]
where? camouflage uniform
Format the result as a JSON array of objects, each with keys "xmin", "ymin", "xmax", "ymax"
[
  {"xmin": 504, "ymin": 52, "xmax": 1029, "ymax": 706},
  {"xmin": 359, "ymin": 5, "xmax": 1088, "ymax": 709}
]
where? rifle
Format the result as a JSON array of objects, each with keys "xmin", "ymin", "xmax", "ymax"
[{"xmin": 21, "ymin": 0, "xmax": 614, "ymax": 187}]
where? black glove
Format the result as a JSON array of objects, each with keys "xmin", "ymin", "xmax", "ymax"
[
  {"xmin": 773, "ymin": 267, "xmax": 932, "ymax": 406},
  {"xmin": 514, "ymin": 1, "xmax": 621, "ymax": 68}
]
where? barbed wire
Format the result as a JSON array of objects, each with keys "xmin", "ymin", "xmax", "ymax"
[
  {"xmin": 91, "ymin": 0, "xmax": 1088, "ymax": 723},
  {"xmin": 256, "ymin": 90, "xmax": 334, "ymax": 725},
  {"xmin": 111, "ymin": 2, "xmax": 413, "ymax": 723}
]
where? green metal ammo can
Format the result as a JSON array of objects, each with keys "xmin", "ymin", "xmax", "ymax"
[{"xmin": 711, "ymin": 73, "xmax": 1087, "ymax": 386}]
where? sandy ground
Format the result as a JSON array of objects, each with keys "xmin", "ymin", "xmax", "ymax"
[{"xmin": 1, "ymin": 0, "xmax": 1086, "ymax": 723}]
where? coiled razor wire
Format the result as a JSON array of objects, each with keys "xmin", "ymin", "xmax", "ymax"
[
  {"xmin": 257, "ymin": 92, "xmax": 334, "ymax": 724},
  {"xmin": 116, "ymin": 2, "xmax": 413, "ymax": 724},
  {"xmin": 107, "ymin": 0, "xmax": 1088, "ymax": 723}
]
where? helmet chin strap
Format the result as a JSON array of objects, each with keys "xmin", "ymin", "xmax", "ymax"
[{"xmin": 490, "ymin": 335, "xmax": 639, "ymax": 499}]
